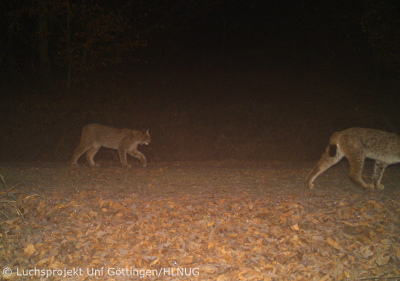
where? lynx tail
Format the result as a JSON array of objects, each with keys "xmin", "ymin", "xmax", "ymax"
[
  {"xmin": 329, "ymin": 144, "xmax": 337, "ymax": 157},
  {"xmin": 328, "ymin": 131, "xmax": 341, "ymax": 157}
]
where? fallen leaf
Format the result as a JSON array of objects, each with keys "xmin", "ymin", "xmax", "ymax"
[{"xmin": 24, "ymin": 244, "xmax": 35, "ymax": 256}]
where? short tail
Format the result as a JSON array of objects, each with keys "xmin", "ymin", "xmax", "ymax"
[
  {"xmin": 329, "ymin": 144, "xmax": 337, "ymax": 157},
  {"xmin": 328, "ymin": 131, "xmax": 340, "ymax": 157}
]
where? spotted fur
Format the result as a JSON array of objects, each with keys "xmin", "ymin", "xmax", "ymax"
[{"xmin": 305, "ymin": 128, "xmax": 400, "ymax": 190}]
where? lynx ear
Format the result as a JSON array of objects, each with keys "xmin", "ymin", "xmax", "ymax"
[{"xmin": 145, "ymin": 128, "xmax": 150, "ymax": 134}]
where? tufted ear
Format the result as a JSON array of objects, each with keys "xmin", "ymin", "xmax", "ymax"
[{"xmin": 145, "ymin": 128, "xmax": 150, "ymax": 134}]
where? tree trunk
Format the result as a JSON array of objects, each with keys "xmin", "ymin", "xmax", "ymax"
[{"xmin": 37, "ymin": 0, "xmax": 52, "ymax": 92}]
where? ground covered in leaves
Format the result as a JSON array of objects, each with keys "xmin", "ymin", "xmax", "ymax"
[{"xmin": 0, "ymin": 161, "xmax": 400, "ymax": 280}]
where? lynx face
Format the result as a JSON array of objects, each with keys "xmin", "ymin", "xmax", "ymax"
[
  {"xmin": 71, "ymin": 123, "xmax": 151, "ymax": 168},
  {"xmin": 305, "ymin": 128, "xmax": 400, "ymax": 190},
  {"xmin": 139, "ymin": 130, "xmax": 151, "ymax": 146}
]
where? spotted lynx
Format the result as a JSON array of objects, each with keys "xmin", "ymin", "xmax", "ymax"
[
  {"xmin": 305, "ymin": 128, "xmax": 400, "ymax": 190},
  {"xmin": 71, "ymin": 123, "xmax": 150, "ymax": 167}
]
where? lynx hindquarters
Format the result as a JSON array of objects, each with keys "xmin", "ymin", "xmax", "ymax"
[
  {"xmin": 305, "ymin": 128, "xmax": 400, "ymax": 190},
  {"xmin": 71, "ymin": 123, "xmax": 150, "ymax": 167}
]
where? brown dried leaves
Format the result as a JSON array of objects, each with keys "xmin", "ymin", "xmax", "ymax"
[{"xmin": 1, "ymin": 190, "xmax": 400, "ymax": 280}]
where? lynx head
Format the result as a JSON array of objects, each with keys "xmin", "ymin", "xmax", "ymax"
[{"xmin": 141, "ymin": 129, "xmax": 151, "ymax": 145}]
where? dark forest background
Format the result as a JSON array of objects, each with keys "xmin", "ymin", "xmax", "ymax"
[{"xmin": 1, "ymin": 0, "xmax": 400, "ymax": 163}]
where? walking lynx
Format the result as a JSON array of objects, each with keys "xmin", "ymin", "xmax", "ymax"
[
  {"xmin": 305, "ymin": 128, "xmax": 400, "ymax": 190},
  {"xmin": 71, "ymin": 123, "xmax": 150, "ymax": 167}
]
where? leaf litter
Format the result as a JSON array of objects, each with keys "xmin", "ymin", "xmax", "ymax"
[{"xmin": 0, "ymin": 161, "xmax": 400, "ymax": 280}]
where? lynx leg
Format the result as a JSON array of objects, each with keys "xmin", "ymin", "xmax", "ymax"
[
  {"xmin": 305, "ymin": 146, "xmax": 344, "ymax": 189},
  {"xmin": 118, "ymin": 148, "xmax": 131, "ymax": 167},
  {"xmin": 86, "ymin": 146, "xmax": 100, "ymax": 166},
  {"xmin": 347, "ymin": 152, "xmax": 373, "ymax": 189},
  {"xmin": 128, "ymin": 150, "xmax": 147, "ymax": 167},
  {"xmin": 371, "ymin": 161, "xmax": 388, "ymax": 190},
  {"xmin": 71, "ymin": 144, "xmax": 90, "ymax": 165}
]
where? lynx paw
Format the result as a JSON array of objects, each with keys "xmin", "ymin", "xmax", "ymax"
[
  {"xmin": 305, "ymin": 182, "xmax": 314, "ymax": 189},
  {"xmin": 364, "ymin": 183, "xmax": 375, "ymax": 190}
]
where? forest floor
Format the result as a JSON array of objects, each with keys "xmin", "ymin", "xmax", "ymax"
[{"xmin": 0, "ymin": 160, "xmax": 399, "ymax": 280}]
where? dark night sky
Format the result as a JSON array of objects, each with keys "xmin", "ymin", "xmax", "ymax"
[
  {"xmin": 130, "ymin": 0, "xmax": 380, "ymax": 107},
  {"xmin": 1, "ymin": 0, "xmax": 398, "ymax": 105},
  {"xmin": 143, "ymin": 1, "xmax": 365, "ymax": 67},
  {"xmin": 0, "ymin": 0, "xmax": 386, "ymax": 83}
]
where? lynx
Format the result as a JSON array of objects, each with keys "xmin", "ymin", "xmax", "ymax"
[
  {"xmin": 71, "ymin": 123, "xmax": 150, "ymax": 167},
  {"xmin": 305, "ymin": 128, "xmax": 400, "ymax": 190}
]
